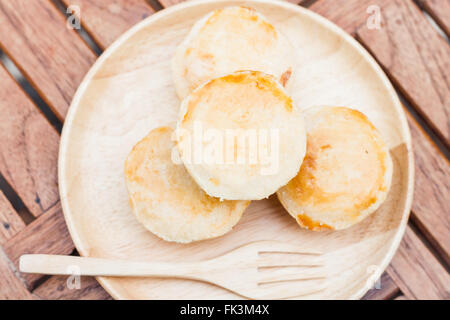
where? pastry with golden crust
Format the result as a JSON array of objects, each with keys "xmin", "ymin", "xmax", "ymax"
[
  {"xmin": 172, "ymin": 6, "xmax": 295, "ymax": 99},
  {"xmin": 277, "ymin": 106, "xmax": 393, "ymax": 231},
  {"xmin": 125, "ymin": 127, "xmax": 249, "ymax": 243},
  {"xmin": 176, "ymin": 71, "xmax": 306, "ymax": 200}
]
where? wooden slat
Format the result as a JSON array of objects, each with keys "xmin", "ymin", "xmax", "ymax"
[
  {"xmin": 159, "ymin": 0, "xmax": 304, "ymax": 8},
  {"xmin": 352, "ymin": 0, "xmax": 450, "ymax": 262},
  {"xmin": 61, "ymin": 0, "xmax": 155, "ymax": 50},
  {"xmin": 356, "ymin": 0, "xmax": 450, "ymax": 144},
  {"xmin": 310, "ymin": 0, "xmax": 450, "ymax": 300},
  {"xmin": 362, "ymin": 272, "xmax": 399, "ymax": 300},
  {"xmin": 311, "ymin": 0, "xmax": 449, "ymax": 270},
  {"xmin": 0, "ymin": 0, "xmax": 444, "ymax": 301},
  {"xmin": 394, "ymin": 294, "xmax": 408, "ymax": 300},
  {"xmin": 283, "ymin": 0, "xmax": 303, "ymax": 4},
  {"xmin": 418, "ymin": 0, "xmax": 450, "ymax": 37},
  {"xmin": 309, "ymin": 0, "xmax": 391, "ymax": 35},
  {"xmin": 0, "ymin": 0, "xmax": 96, "ymax": 120},
  {"xmin": 0, "ymin": 248, "xmax": 34, "ymax": 299},
  {"xmin": 387, "ymin": 226, "xmax": 450, "ymax": 300},
  {"xmin": 158, "ymin": 0, "xmax": 185, "ymax": 7},
  {"xmin": 406, "ymin": 113, "xmax": 450, "ymax": 264},
  {"xmin": 0, "ymin": 190, "xmax": 25, "ymax": 245},
  {"xmin": 3, "ymin": 203, "xmax": 74, "ymax": 289},
  {"xmin": 0, "ymin": 64, "xmax": 60, "ymax": 217},
  {"xmin": 33, "ymin": 276, "xmax": 111, "ymax": 300}
]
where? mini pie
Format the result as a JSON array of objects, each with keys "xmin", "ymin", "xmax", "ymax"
[
  {"xmin": 172, "ymin": 6, "xmax": 295, "ymax": 99},
  {"xmin": 124, "ymin": 127, "xmax": 250, "ymax": 243},
  {"xmin": 277, "ymin": 106, "xmax": 393, "ymax": 231},
  {"xmin": 176, "ymin": 70, "xmax": 307, "ymax": 201}
]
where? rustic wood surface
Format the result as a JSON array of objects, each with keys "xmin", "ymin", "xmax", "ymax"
[
  {"xmin": 3, "ymin": 203, "xmax": 74, "ymax": 290},
  {"xmin": 0, "ymin": 64, "xmax": 60, "ymax": 217},
  {"xmin": 404, "ymin": 112, "xmax": 450, "ymax": 265},
  {"xmin": 0, "ymin": 0, "xmax": 448, "ymax": 300},
  {"xmin": 356, "ymin": 0, "xmax": 449, "ymax": 145},
  {"xmin": 0, "ymin": 191, "xmax": 25, "ymax": 244},
  {"xmin": 309, "ymin": 0, "xmax": 449, "ymax": 300},
  {"xmin": 159, "ymin": 0, "xmax": 193, "ymax": 7},
  {"xmin": 418, "ymin": 0, "xmax": 450, "ymax": 37},
  {"xmin": 362, "ymin": 272, "xmax": 399, "ymax": 300},
  {"xmin": 57, "ymin": 0, "xmax": 412, "ymax": 299},
  {"xmin": 387, "ymin": 226, "xmax": 450, "ymax": 299},
  {"xmin": 33, "ymin": 275, "xmax": 111, "ymax": 300},
  {"xmin": 0, "ymin": 0, "xmax": 96, "ymax": 120},
  {"xmin": 0, "ymin": 248, "xmax": 34, "ymax": 299},
  {"xmin": 61, "ymin": 0, "xmax": 155, "ymax": 50},
  {"xmin": 309, "ymin": 0, "xmax": 392, "ymax": 35}
]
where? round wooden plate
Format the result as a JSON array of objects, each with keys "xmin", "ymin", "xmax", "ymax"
[{"xmin": 59, "ymin": 0, "xmax": 414, "ymax": 299}]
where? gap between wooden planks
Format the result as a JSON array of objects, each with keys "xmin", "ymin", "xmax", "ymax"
[
  {"xmin": 327, "ymin": 0, "xmax": 450, "ymax": 266},
  {"xmin": 417, "ymin": 0, "xmax": 450, "ymax": 37},
  {"xmin": 0, "ymin": 64, "xmax": 60, "ymax": 218},
  {"xmin": 356, "ymin": 0, "xmax": 449, "ymax": 145},
  {"xmin": 135, "ymin": 0, "xmax": 450, "ymax": 299},
  {"xmin": 0, "ymin": 190, "xmax": 25, "ymax": 245},
  {"xmin": 0, "ymin": 0, "xmax": 159, "ymax": 300},
  {"xmin": 0, "ymin": 0, "xmax": 97, "ymax": 120},
  {"xmin": 60, "ymin": 0, "xmax": 156, "ymax": 50}
]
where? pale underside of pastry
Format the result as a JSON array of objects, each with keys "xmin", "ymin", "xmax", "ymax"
[
  {"xmin": 176, "ymin": 70, "xmax": 307, "ymax": 201},
  {"xmin": 277, "ymin": 106, "xmax": 393, "ymax": 231},
  {"xmin": 124, "ymin": 127, "xmax": 250, "ymax": 243},
  {"xmin": 172, "ymin": 6, "xmax": 296, "ymax": 100}
]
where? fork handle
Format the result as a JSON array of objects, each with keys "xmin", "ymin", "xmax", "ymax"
[{"xmin": 20, "ymin": 254, "xmax": 210, "ymax": 279}]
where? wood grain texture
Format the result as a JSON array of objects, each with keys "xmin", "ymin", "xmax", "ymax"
[
  {"xmin": 159, "ymin": 0, "xmax": 304, "ymax": 8},
  {"xmin": 33, "ymin": 275, "xmax": 111, "ymax": 300},
  {"xmin": 356, "ymin": 0, "xmax": 450, "ymax": 144},
  {"xmin": 59, "ymin": 0, "xmax": 412, "ymax": 299},
  {"xmin": 311, "ymin": 0, "xmax": 450, "ymax": 284},
  {"xmin": 158, "ymin": 0, "xmax": 188, "ymax": 7},
  {"xmin": 0, "ymin": 191, "xmax": 25, "ymax": 245},
  {"xmin": 418, "ymin": 0, "xmax": 450, "ymax": 37},
  {"xmin": 387, "ymin": 226, "xmax": 450, "ymax": 300},
  {"xmin": 3, "ymin": 203, "xmax": 74, "ymax": 289},
  {"xmin": 61, "ymin": 0, "xmax": 155, "ymax": 50},
  {"xmin": 0, "ymin": 0, "xmax": 96, "ymax": 120},
  {"xmin": 407, "ymin": 113, "xmax": 450, "ymax": 264},
  {"xmin": 282, "ymin": 0, "xmax": 303, "ymax": 4},
  {"xmin": 0, "ymin": 248, "xmax": 34, "ymax": 299},
  {"xmin": 362, "ymin": 272, "xmax": 399, "ymax": 300},
  {"xmin": 20, "ymin": 242, "xmax": 327, "ymax": 299},
  {"xmin": 310, "ymin": 0, "xmax": 391, "ymax": 35},
  {"xmin": 0, "ymin": 64, "xmax": 60, "ymax": 217}
]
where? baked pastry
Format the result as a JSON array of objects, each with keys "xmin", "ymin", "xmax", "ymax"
[
  {"xmin": 176, "ymin": 70, "xmax": 307, "ymax": 200},
  {"xmin": 277, "ymin": 106, "xmax": 393, "ymax": 231},
  {"xmin": 124, "ymin": 127, "xmax": 249, "ymax": 243},
  {"xmin": 172, "ymin": 6, "xmax": 295, "ymax": 99}
]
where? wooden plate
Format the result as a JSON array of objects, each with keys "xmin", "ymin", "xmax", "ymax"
[{"xmin": 59, "ymin": 0, "xmax": 414, "ymax": 299}]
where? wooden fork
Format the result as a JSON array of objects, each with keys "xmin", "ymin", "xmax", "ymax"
[{"xmin": 20, "ymin": 241, "xmax": 325, "ymax": 299}]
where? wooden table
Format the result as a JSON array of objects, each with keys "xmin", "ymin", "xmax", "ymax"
[{"xmin": 0, "ymin": 0, "xmax": 448, "ymax": 300}]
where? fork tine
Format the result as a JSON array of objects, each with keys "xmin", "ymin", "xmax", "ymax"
[
  {"xmin": 258, "ymin": 250, "xmax": 322, "ymax": 255},
  {"xmin": 259, "ymin": 267, "xmax": 325, "ymax": 284},
  {"xmin": 258, "ymin": 253, "xmax": 323, "ymax": 267},
  {"xmin": 255, "ymin": 277, "xmax": 327, "ymax": 299},
  {"xmin": 255, "ymin": 241, "xmax": 322, "ymax": 255}
]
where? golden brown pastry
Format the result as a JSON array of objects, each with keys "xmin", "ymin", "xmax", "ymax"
[
  {"xmin": 172, "ymin": 6, "xmax": 295, "ymax": 99},
  {"xmin": 277, "ymin": 106, "xmax": 393, "ymax": 231},
  {"xmin": 176, "ymin": 70, "xmax": 306, "ymax": 200},
  {"xmin": 125, "ymin": 127, "xmax": 249, "ymax": 243}
]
